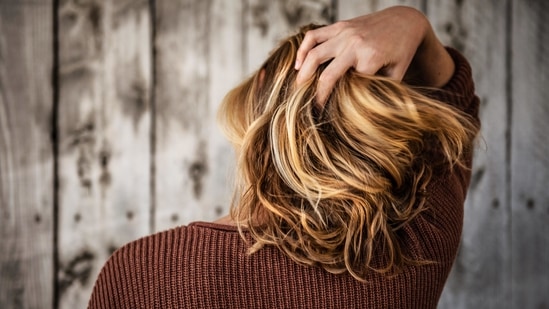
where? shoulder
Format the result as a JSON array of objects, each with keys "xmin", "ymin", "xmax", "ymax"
[
  {"xmin": 87, "ymin": 222, "xmax": 243, "ymax": 309},
  {"xmin": 102, "ymin": 222, "xmax": 243, "ymax": 270},
  {"xmin": 87, "ymin": 226, "xmax": 188, "ymax": 308},
  {"xmin": 103, "ymin": 222, "xmax": 241, "ymax": 268}
]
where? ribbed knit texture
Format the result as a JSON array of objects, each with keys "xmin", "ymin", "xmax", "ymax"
[{"xmin": 88, "ymin": 48, "xmax": 480, "ymax": 309}]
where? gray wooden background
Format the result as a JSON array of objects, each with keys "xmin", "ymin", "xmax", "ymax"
[{"xmin": 1, "ymin": 0, "xmax": 547, "ymax": 308}]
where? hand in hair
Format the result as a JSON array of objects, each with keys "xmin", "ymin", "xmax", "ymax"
[{"xmin": 295, "ymin": 6, "xmax": 455, "ymax": 104}]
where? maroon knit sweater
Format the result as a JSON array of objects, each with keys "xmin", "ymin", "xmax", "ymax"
[{"xmin": 88, "ymin": 48, "xmax": 480, "ymax": 309}]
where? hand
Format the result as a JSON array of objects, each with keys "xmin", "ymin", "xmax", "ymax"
[{"xmin": 295, "ymin": 6, "xmax": 453, "ymax": 104}]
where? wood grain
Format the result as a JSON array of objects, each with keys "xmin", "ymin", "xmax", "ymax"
[
  {"xmin": 337, "ymin": 0, "xmax": 425, "ymax": 20},
  {"xmin": 0, "ymin": 1, "xmax": 548, "ymax": 307},
  {"xmin": 154, "ymin": 0, "xmax": 214, "ymax": 230},
  {"xmin": 426, "ymin": 1, "xmax": 511, "ymax": 308},
  {"xmin": 154, "ymin": 0, "xmax": 245, "ymax": 231},
  {"xmin": 203, "ymin": 0, "xmax": 245, "ymax": 222},
  {"xmin": 245, "ymin": 0, "xmax": 333, "ymax": 75},
  {"xmin": 511, "ymin": 0, "xmax": 549, "ymax": 307},
  {"xmin": 56, "ymin": 0, "xmax": 152, "ymax": 308},
  {"xmin": 0, "ymin": 1, "xmax": 54, "ymax": 308}
]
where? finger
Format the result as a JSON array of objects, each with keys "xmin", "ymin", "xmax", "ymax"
[
  {"xmin": 380, "ymin": 59, "xmax": 412, "ymax": 81},
  {"xmin": 295, "ymin": 32, "xmax": 321, "ymax": 70},
  {"xmin": 354, "ymin": 48, "xmax": 387, "ymax": 76},
  {"xmin": 296, "ymin": 39, "xmax": 342, "ymax": 84},
  {"xmin": 315, "ymin": 53, "xmax": 355, "ymax": 106},
  {"xmin": 356, "ymin": 48, "xmax": 414, "ymax": 81},
  {"xmin": 295, "ymin": 23, "xmax": 343, "ymax": 70},
  {"xmin": 378, "ymin": 62, "xmax": 409, "ymax": 81}
]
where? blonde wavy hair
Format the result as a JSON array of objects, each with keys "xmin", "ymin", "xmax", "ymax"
[{"xmin": 218, "ymin": 25, "xmax": 478, "ymax": 281}]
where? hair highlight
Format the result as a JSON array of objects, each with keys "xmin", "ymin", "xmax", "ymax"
[{"xmin": 217, "ymin": 25, "xmax": 478, "ymax": 281}]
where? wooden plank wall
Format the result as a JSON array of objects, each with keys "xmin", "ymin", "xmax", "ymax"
[
  {"xmin": 0, "ymin": 0, "xmax": 547, "ymax": 308},
  {"xmin": 0, "ymin": 1, "xmax": 54, "ymax": 308},
  {"xmin": 427, "ymin": 1, "xmax": 511, "ymax": 307},
  {"xmin": 511, "ymin": 1, "xmax": 549, "ymax": 307},
  {"xmin": 56, "ymin": 0, "xmax": 152, "ymax": 307}
]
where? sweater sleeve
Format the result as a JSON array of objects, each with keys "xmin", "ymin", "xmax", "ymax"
[
  {"xmin": 87, "ymin": 227, "xmax": 186, "ymax": 309},
  {"xmin": 427, "ymin": 47, "xmax": 480, "ymax": 127},
  {"xmin": 87, "ymin": 243, "xmax": 136, "ymax": 309},
  {"xmin": 419, "ymin": 47, "xmax": 481, "ymax": 185},
  {"xmin": 440, "ymin": 47, "xmax": 481, "ymax": 167},
  {"xmin": 400, "ymin": 49, "xmax": 481, "ymax": 271}
]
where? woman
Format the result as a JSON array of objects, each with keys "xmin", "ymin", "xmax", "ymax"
[{"xmin": 89, "ymin": 6, "xmax": 480, "ymax": 308}]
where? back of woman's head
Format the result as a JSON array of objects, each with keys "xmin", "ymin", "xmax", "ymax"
[{"xmin": 218, "ymin": 25, "xmax": 477, "ymax": 281}]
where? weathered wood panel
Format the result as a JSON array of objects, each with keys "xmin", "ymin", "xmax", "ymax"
[
  {"xmin": 426, "ymin": 1, "xmax": 511, "ymax": 308},
  {"xmin": 155, "ymin": 0, "xmax": 214, "ymax": 230},
  {"xmin": 510, "ymin": 0, "xmax": 549, "ymax": 307},
  {"xmin": 0, "ymin": 1, "xmax": 548, "ymax": 307},
  {"xmin": 154, "ymin": 0, "xmax": 245, "ymax": 231},
  {"xmin": 245, "ymin": 0, "xmax": 333, "ymax": 75},
  {"xmin": 0, "ymin": 1, "xmax": 54, "ymax": 308},
  {"xmin": 203, "ymin": 0, "xmax": 245, "ymax": 222},
  {"xmin": 337, "ymin": 0, "xmax": 424, "ymax": 20},
  {"xmin": 56, "ymin": 0, "xmax": 152, "ymax": 308}
]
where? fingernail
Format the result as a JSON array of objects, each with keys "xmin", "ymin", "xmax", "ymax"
[{"xmin": 294, "ymin": 60, "xmax": 301, "ymax": 70}]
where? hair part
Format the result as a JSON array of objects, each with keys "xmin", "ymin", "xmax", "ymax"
[{"xmin": 217, "ymin": 25, "xmax": 478, "ymax": 281}]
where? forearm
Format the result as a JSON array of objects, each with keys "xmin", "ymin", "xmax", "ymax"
[{"xmin": 404, "ymin": 17, "xmax": 455, "ymax": 88}]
